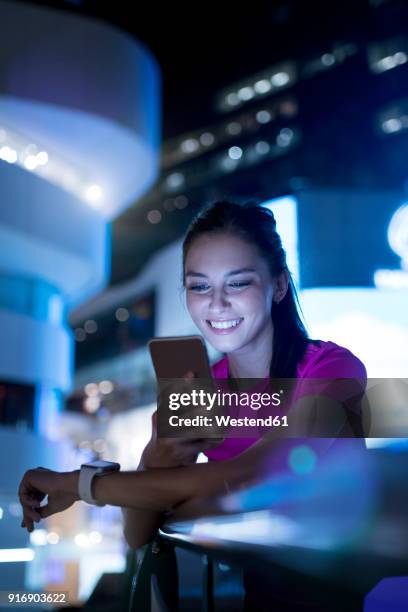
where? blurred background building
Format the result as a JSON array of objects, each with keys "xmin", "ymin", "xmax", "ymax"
[{"xmin": 0, "ymin": 0, "xmax": 407, "ymax": 606}]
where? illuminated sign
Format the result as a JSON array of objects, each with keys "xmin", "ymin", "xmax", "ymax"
[{"xmin": 374, "ymin": 203, "xmax": 408, "ymax": 289}]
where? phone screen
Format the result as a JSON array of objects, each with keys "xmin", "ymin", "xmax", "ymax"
[{"xmin": 148, "ymin": 335, "xmax": 212, "ymax": 379}]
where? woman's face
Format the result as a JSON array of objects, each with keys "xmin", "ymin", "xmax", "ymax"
[{"xmin": 184, "ymin": 232, "xmax": 277, "ymax": 354}]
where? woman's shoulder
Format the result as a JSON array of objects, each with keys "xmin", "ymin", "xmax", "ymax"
[{"xmin": 297, "ymin": 339, "xmax": 367, "ymax": 380}]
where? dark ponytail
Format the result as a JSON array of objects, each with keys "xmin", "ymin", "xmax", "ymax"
[{"xmin": 182, "ymin": 201, "xmax": 316, "ymax": 378}]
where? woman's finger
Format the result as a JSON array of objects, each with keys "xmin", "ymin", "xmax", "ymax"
[
  {"xmin": 21, "ymin": 513, "xmax": 34, "ymax": 532},
  {"xmin": 20, "ymin": 495, "xmax": 42, "ymax": 515},
  {"xmin": 21, "ymin": 493, "xmax": 42, "ymax": 507},
  {"xmin": 25, "ymin": 507, "xmax": 41, "ymax": 523}
]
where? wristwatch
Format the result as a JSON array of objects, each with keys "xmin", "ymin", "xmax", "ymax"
[{"xmin": 78, "ymin": 460, "xmax": 120, "ymax": 506}]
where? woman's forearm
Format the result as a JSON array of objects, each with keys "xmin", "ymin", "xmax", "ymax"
[
  {"xmin": 66, "ymin": 454, "xmax": 253, "ymax": 513},
  {"xmin": 98, "ymin": 462, "xmax": 236, "ymax": 510},
  {"xmin": 120, "ymin": 462, "xmax": 163, "ymax": 549}
]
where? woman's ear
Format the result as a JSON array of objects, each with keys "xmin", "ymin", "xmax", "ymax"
[{"xmin": 273, "ymin": 269, "xmax": 289, "ymax": 303}]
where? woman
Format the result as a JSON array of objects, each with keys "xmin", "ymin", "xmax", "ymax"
[{"xmin": 18, "ymin": 201, "xmax": 367, "ymax": 607}]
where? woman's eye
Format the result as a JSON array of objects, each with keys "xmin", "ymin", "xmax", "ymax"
[
  {"xmin": 188, "ymin": 284, "xmax": 210, "ymax": 292},
  {"xmin": 187, "ymin": 280, "xmax": 252, "ymax": 293},
  {"xmin": 228, "ymin": 281, "xmax": 252, "ymax": 289}
]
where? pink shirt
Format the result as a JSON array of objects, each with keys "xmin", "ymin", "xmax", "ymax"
[{"xmin": 204, "ymin": 340, "xmax": 367, "ymax": 463}]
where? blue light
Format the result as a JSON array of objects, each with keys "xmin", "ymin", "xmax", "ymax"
[
  {"xmin": 288, "ymin": 445, "xmax": 317, "ymax": 475},
  {"xmin": 387, "ymin": 202, "xmax": 408, "ymax": 261}
]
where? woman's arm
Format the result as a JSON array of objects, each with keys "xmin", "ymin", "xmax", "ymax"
[
  {"xmin": 20, "ymin": 401, "xmax": 359, "ymax": 532},
  {"xmin": 122, "ymin": 372, "xmax": 209, "ymax": 548},
  {"xmin": 121, "ymin": 410, "xmax": 219, "ymax": 549},
  {"xmin": 121, "ymin": 462, "xmax": 164, "ymax": 549},
  {"xmin": 121, "ymin": 410, "xmax": 164, "ymax": 549},
  {"xmin": 66, "ymin": 455, "xmax": 249, "ymax": 512},
  {"xmin": 72, "ymin": 436, "xmax": 268, "ymax": 512},
  {"xmin": 19, "ymin": 447, "xmax": 242, "ymax": 534}
]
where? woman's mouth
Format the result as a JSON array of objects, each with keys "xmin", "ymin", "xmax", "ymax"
[{"xmin": 206, "ymin": 318, "xmax": 244, "ymax": 334}]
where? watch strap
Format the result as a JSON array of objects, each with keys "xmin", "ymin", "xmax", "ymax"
[{"xmin": 78, "ymin": 466, "xmax": 106, "ymax": 506}]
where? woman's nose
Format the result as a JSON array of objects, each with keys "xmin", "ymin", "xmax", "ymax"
[{"xmin": 209, "ymin": 290, "xmax": 230, "ymax": 311}]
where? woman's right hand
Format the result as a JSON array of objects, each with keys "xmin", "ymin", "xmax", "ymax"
[
  {"xmin": 141, "ymin": 409, "xmax": 218, "ymax": 468},
  {"xmin": 141, "ymin": 371, "xmax": 220, "ymax": 469}
]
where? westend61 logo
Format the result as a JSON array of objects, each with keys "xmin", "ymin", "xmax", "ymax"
[{"xmin": 167, "ymin": 388, "xmax": 283, "ymax": 411}]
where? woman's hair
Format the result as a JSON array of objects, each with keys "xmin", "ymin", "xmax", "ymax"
[{"xmin": 182, "ymin": 200, "xmax": 317, "ymax": 378}]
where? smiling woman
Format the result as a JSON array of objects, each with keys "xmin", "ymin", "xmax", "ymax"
[{"xmin": 18, "ymin": 201, "xmax": 367, "ymax": 612}]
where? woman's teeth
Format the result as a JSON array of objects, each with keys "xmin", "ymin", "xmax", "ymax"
[{"xmin": 208, "ymin": 318, "xmax": 243, "ymax": 329}]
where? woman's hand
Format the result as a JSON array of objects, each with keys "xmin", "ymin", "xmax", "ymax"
[
  {"xmin": 142, "ymin": 370, "xmax": 221, "ymax": 469},
  {"xmin": 141, "ymin": 410, "xmax": 218, "ymax": 468},
  {"xmin": 18, "ymin": 467, "xmax": 80, "ymax": 533}
]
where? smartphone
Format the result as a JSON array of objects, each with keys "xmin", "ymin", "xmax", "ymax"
[
  {"xmin": 148, "ymin": 335, "xmax": 212, "ymax": 379},
  {"xmin": 149, "ymin": 336, "xmax": 224, "ymax": 443}
]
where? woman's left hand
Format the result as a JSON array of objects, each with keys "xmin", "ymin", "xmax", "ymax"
[{"xmin": 18, "ymin": 467, "xmax": 80, "ymax": 533}]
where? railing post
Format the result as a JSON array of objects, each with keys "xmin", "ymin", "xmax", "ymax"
[{"xmin": 202, "ymin": 554, "xmax": 215, "ymax": 612}]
